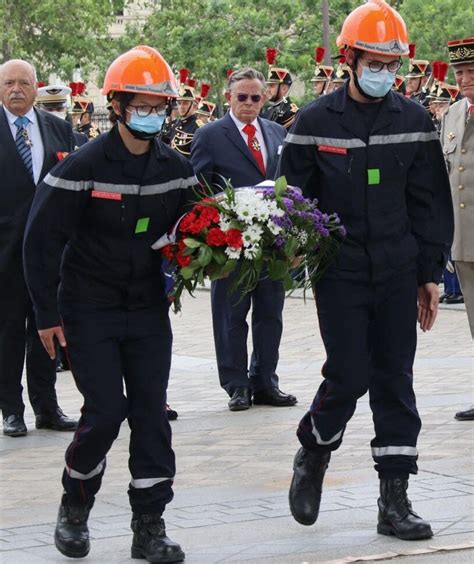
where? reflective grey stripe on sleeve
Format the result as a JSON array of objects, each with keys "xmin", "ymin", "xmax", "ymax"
[
  {"xmin": 312, "ymin": 423, "xmax": 343, "ymax": 446},
  {"xmin": 130, "ymin": 477, "xmax": 173, "ymax": 489},
  {"xmin": 372, "ymin": 446, "xmax": 418, "ymax": 457},
  {"xmin": 45, "ymin": 175, "xmax": 197, "ymax": 196},
  {"xmin": 66, "ymin": 459, "xmax": 105, "ymax": 480},
  {"xmin": 285, "ymin": 133, "xmax": 366, "ymax": 149},
  {"xmin": 369, "ymin": 131, "xmax": 439, "ymax": 145},
  {"xmin": 44, "ymin": 173, "xmax": 91, "ymax": 192}
]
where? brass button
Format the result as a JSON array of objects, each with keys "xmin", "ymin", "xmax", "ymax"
[
  {"xmin": 461, "ymin": 148, "xmax": 467, "ymax": 154},
  {"xmin": 460, "ymin": 203, "xmax": 466, "ymax": 209},
  {"xmin": 459, "ymin": 166, "xmax": 465, "ymax": 172},
  {"xmin": 458, "ymin": 185, "xmax": 464, "ymax": 190}
]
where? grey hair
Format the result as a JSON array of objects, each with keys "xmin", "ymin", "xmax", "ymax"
[
  {"xmin": 0, "ymin": 59, "xmax": 38, "ymax": 84},
  {"xmin": 227, "ymin": 67, "xmax": 266, "ymax": 90}
]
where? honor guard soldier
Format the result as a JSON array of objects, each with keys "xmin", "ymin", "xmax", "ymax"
[
  {"xmin": 426, "ymin": 62, "xmax": 460, "ymax": 132},
  {"xmin": 280, "ymin": 0, "xmax": 453, "ymax": 542},
  {"xmin": 326, "ymin": 49, "xmax": 351, "ymax": 93},
  {"xmin": 405, "ymin": 44, "xmax": 432, "ymax": 105},
  {"xmin": 392, "ymin": 74, "xmax": 406, "ymax": 95},
  {"xmin": 261, "ymin": 48, "xmax": 299, "ymax": 129},
  {"xmin": 70, "ymin": 82, "xmax": 101, "ymax": 140},
  {"xmin": 196, "ymin": 82, "xmax": 216, "ymax": 124},
  {"xmin": 169, "ymin": 68, "xmax": 204, "ymax": 158},
  {"xmin": 24, "ymin": 45, "xmax": 196, "ymax": 562},
  {"xmin": 36, "ymin": 84, "xmax": 88, "ymax": 147},
  {"xmin": 159, "ymin": 98, "xmax": 178, "ymax": 145},
  {"xmin": 310, "ymin": 47, "xmax": 333, "ymax": 98}
]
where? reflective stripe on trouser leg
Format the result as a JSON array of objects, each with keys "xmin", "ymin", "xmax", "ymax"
[{"xmin": 66, "ymin": 458, "xmax": 106, "ymax": 480}]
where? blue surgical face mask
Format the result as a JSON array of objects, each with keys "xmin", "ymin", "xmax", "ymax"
[
  {"xmin": 358, "ymin": 66, "xmax": 396, "ymax": 98},
  {"xmin": 128, "ymin": 110, "xmax": 165, "ymax": 135}
]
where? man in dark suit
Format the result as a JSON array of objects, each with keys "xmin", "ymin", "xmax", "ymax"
[
  {"xmin": 191, "ymin": 67, "xmax": 297, "ymax": 411},
  {"xmin": 0, "ymin": 59, "xmax": 78, "ymax": 436}
]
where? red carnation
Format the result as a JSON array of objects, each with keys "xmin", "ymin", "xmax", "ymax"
[
  {"xmin": 226, "ymin": 229, "xmax": 243, "ymax": 249},
  {"xmin": 179, "ymin": 212, "xmax": 197, "ymax": 233},
  {"xmin": 161, "ymin": 244, "xmax": 175, "ymax": 261},
  {"xmin": 199, "ymin": 205, "xmax": 220, "ymax": 224},
  {"xmin": 206, "ymin": 227, "xmax": 227, "ymax": 247},
  {"xmin": 176, "ymin": 251, "xmax": 191, "ymax": 267}
]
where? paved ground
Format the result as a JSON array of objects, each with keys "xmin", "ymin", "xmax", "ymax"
[{"xmin": 0, "ymin": 291, "xmax": 473, "ymax": 563}]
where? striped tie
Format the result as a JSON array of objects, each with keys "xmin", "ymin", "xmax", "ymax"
[{"xmin": 14, "ymin": 116, "xmax": 34, "ymax": 180}]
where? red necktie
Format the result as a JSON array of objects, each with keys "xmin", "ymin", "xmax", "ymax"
[{"xmin": 243, "ymin": 123, "xmax": 266, "ymax": 176}]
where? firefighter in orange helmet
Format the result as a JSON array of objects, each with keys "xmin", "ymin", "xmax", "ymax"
[
  {"xmin": 281, "ymin": 0, "xmax": 453, "ymax": 541},
  {"xmin": 24, "ymin": 45, "xmax": 196, "ymax": 562}
]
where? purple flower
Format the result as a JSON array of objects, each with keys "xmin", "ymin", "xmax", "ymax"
[
  {"xmin": 282, "ymin": 197, "xmax": 294, "ymax": 211},
  {"xmin": 275, "ymin": 235, "xmax": 286, "ymax": 248},
  {"xmin": 272, "ymin": 214, "xmax": 293, "ymax": 229},
  {"xmin": 339, "ymin": 226, "xmax": 347, "ymax": 237}
]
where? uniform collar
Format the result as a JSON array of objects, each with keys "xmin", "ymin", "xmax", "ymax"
[{"xmin": 103, "ymin": 124, "xmax": 170, "ymax": 162}]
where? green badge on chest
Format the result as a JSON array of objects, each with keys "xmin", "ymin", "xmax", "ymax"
[
  {"xmin": 367, "ymin": 168, "xmax": 381, "ymax": 185},
  {"xmin": 135, "ymin": 217, "xmax": 150, "ymax": 234}
]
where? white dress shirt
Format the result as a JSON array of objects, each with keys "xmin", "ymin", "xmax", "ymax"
[
  {"xmin": 4, "ymin": 105, "xmax": 44, "ymax": 185},
  {"xmin": 229, "ymin": 110, "xmax": 268, "ymax": 168}
]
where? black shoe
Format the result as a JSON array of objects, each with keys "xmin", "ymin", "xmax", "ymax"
[
  {"xmin": 377, "ymin": 478, "xmax": 433, "ymax": 540},
  {"xmin": 455, "ymin": 406, "xmax": 474, "ymax": 420},
  {"xmin": 253, "ymin": 387, "xmax": 297, "ymax": 407},
  {"xmin": 54, "ymin": 494, "xmax": 92, "ymax": 558},
  {"xmin": 3, "ymin": 414, "xmax": 27, "ymax": 437},
  {"xmin": 228, "ymin": 387, "xmax": 251, "ymax": 411},
  {"xmin": 131, "ymin": 513, "xmax": 185, "ymax": 562},
  {"xmin": 439, "ymin": 292, "xmax": 448, "ymax": 303},
  {"xmin": 445, "ymin": 294, "xmax": 464, "ymax": 304},
  {"xmin": 35, "ymin": 408, "xmax": 77, "ymax": 431},
  {"xmin": 166, "ymin": 404, "xmax": 178, "ymax": 421},
  {"xmin": 289, "ymin": 447, "xmax": 330, "ymax": 526}
]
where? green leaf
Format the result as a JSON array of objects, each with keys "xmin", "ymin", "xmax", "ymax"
[
  {"xmin": 221, "ymin": 259, "xmax": 238, "ymax": 274},
  {"xmin": 268, "ymin": 259, "xmax": 288, "ymax": 280},
  {"xmin": 284, "ymin": 237, "xmax": 299, "ymax": 258},
  {"xmin": 283, "ymin": 273, "xmax": 295, "ymax": 291},
  {"xmin": 274, "ymin": 176, "xmax": 288, "ymax": 198},
  {"xmin": 181, "ymin": 266, "xmax": 196, "ymax": 280},
  {"xmin": 212, "ymin": 248, "xmax": 227, "ymax": 265},
  {"xmin": 198, "ymin": 245, "xmax": 213, "ymax": 267},
  {"xmin": 183, "ymin": 238, "xmax": 202, "ymax": 249}
]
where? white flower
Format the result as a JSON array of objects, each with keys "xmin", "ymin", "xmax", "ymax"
[
  {"xmin": 244, "ymin": 245, "xmax": 259, "ymax": 260},
  {"xmin": 219, "ymin": 215, "xmax": 233, "ymax": 232},
  {"xmin": 242, "ymin": 224, "xmax": 263, "ymax": 247},
  {"xmin": 225, "ymin": 246, "xmax": 242, "ymax": 259},
  {"xmin": 268, "ymin": 221, "xmax": 282, "ymax": 235}
]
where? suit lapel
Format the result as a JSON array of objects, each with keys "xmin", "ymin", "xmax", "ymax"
[
  {"xmin": 222, "ymin": 113, "xmax": 262, "ymax": 175},
  {"xmin": 36, "ymin": 109, "xmax": 53, "ymax": 181}
]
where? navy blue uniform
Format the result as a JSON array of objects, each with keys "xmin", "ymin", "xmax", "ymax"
[
  {"xmin": 279, "ymin": 84, "xmax": 453, "ymax": 477},
  {"xmin": 23, "ymin": 125, "xmax": 196, "ymax": 514}
]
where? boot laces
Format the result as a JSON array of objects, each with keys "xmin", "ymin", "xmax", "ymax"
[{"xmin": 391, "ymin": 479, "xmax": 417, "ymax": 517}]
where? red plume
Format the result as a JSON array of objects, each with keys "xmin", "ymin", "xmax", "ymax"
[
  {"xmin": 187, "ymin": 78, "xmax": 196, "ymax": 89},
  {"xmin": 226, "ymin": 69, "xmax": 234, "ymax": 79},
  {"xmin": 69, "ymin": 82, "xmax": 85, "ymax": 96},
  {"xmin": 37, "ymin": 81, "xmax": 46, "ymax": 88},
  {"xmin": 76, "ymin": 82, "xmax": 86, "ymax": 95},
  {"xmin": 179, "ymin": 68, "xmax": 189, "ymax": 84},
  {"xmin": 431, "ymin": 61, "xmax": 440, "ymax": 81},
  {"xmin": 408, "ymin": 43, "xmax": 416, "ymax": 59},
  {"xmin": 266, "ymin": 48, "xmax": 278, "ymax": 65},
  {"xmin": 315, "ymin": 47, "xmax": 325, "ymax": 64},
  {"xmin": 339, "ymin": 47, "xmax": 346, "ymax": 65},
  {"xmin": 69, "ymin": 82, "xmax": 77, "ymax": 96},
  {"xmin": 437, "ymin": 61, "xmax": 449, "ymax": 82},
  {"xmin": 200, "ymin": 82, "xmax": 211, "ymax": 99}
]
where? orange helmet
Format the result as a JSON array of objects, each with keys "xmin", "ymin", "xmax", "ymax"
[
  {"xmin": 102, "ymin": 45, "xmax": 178, "ymax": 99},
  {"xmin": 337, "ymin": 0, "xmax": 409, "ymax": 57}
]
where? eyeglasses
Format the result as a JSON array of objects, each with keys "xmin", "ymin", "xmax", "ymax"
[
  {"xmin": 236, "ymin": 93, "xmax": 262, "ymax": 103},
  {"xmin": 361, "ymin": 59, "xmax": 402, "ymax": 73},
  {"xmin": 127, "ymin": 104, "xmax": 167, "ymax": 117}
]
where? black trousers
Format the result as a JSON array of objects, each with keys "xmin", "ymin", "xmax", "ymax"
[
  {"xmin": 211, "ymin": 274, "xmax": 284, "ymax": 396},
  {"xmin": 60, "ymin": 305, "xmax": 175, "ymax": 515},
  {"xmin": 298, "ymin": 271, "xmax": 421, "ymax": 477},
  {"xmin": 0, "ymin": 261, "xmax": 58, "ymax": 416}
]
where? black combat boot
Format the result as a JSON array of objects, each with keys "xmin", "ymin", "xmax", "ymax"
[
  {"xmin": 377, "ymin": 478, "xmax": 433, "ymax": 540},
  {"xmin": 289, "ymin": 447, "xmax": 331, "ymax": 525},
  {"xmin": 131, "ymin": 513, "xmax": 185, "ymax": 562},
  {"xmin": 54, "ymin": 493, "xmax": 93, "ymax": 558}
]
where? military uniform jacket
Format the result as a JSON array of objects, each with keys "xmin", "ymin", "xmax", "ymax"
[
  {"xmin": 261, "ymin": 97, "xmax": 299, "ymax": 130},
  {"xmin": 170, "ymin": 114, "xmax": 203, "ymax": 158},
  {"xmin": 23, "ymin": 125, "xmax": 197, "ymax": 329},
  {"xmin": 77, "ymin": 121, "xmax": 101, "ymax": 139},
  {"xmin": 441, "ymin": 99, "xmax": 474, "ymax": 262},
  {"xmin": 279, "ymin": 84, "xmax": 454, "ymax": 285}
]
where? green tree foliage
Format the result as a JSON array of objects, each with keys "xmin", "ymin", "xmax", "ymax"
[{"xmin": 0, "ymin": 0, "xmax": 124, "ymax": 80}]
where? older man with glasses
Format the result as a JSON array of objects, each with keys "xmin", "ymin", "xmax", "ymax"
[{"xmin": 191, "ymin": 67, "xmax": 297, "ymax": 412}]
